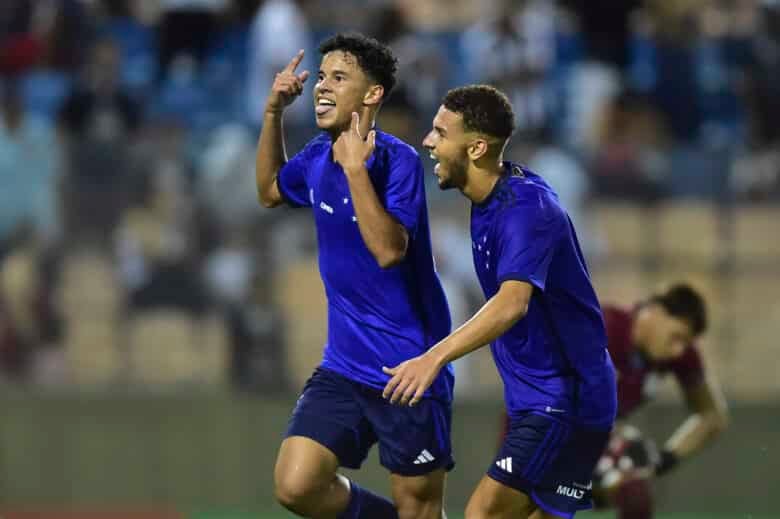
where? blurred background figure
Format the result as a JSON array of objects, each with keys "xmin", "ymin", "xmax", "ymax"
[
  {"xmin": 58, "ymin": 37, "xmax": 141, "ymax": 247},
  {"xmin": 0, "ymin": 1, "xmax": 777, "ymax": 518},
  {"xmin": 157, "ymin": 0, "xmax": 229, "ymax": 78},
  {"xmin": 461, "ymin": 0, "xmax": 560, "ymax": 134},
  {"xmin": 0, "ymin": 79, "xmax": 58, "ymax": 252}
]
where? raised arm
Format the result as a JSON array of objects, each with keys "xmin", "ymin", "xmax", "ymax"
[
  {"xmin": 256, "ymin": 50, "xmax": 309, "ymax": 208},
  {"xmin": 333, "ymin": 112, "xmax": 409, "ymax": 268}
]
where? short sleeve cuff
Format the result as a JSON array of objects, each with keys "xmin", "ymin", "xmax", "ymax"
[
  {"xmin": 276, "ymin": 176, "xmax": 306, "ymax": 208},
  {"xmin": 497, "ymin": 273, "xmax": 545, "ymax": 291}
]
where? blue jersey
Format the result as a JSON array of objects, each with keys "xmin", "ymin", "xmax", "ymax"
[
  {"xmin": 277, "ymin": 130, "xmax": 454, "ymax": 401},
  {"xmin": 471, "ymin": 163, "xmax": 616, "ymax": 429}
]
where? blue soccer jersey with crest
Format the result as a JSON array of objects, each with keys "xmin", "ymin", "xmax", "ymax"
[
  {"xmin": 277, "ymin": 130, "xmax": 454, "ymax": 401},
  {"xmin": 470, "ymin": 162, "xmax": 616, "ymax": 429}
]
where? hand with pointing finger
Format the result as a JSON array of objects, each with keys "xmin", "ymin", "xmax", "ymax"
[
  {"xmin": 266, "ymin": 50, "xmax": 310, "ymax": 115},
  {"xmin": 333, "ymin": 112, "xmax": 376, "ymax": 175}
]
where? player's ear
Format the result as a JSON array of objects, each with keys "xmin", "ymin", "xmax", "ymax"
[
  {"xmin": 363, "ymin": 84, "xmax": 384, "ymax": 106},
  {"xmin": 467, "ymin": 138, "xmax": 489, "ymax": 161}
]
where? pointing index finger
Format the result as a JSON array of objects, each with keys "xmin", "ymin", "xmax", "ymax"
[
  {"xmin": 284, "ymin": 50, "xmax": 305, "ymax": 73},
  {"xmin": 351, "ymin": 112, "xmax": 360, "ymax": 136}
]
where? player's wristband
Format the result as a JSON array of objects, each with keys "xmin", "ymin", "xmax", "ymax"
[{"xmin": 655, "ymin": 449, "xmax": 679, "ymax": 476}]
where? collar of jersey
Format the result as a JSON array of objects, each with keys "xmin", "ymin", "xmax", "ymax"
[{"xmin": 474, "ymin": 161, "xmax": 514, "ymax": 207}]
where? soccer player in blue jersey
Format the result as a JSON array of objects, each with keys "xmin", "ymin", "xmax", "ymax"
[
  {"xmin": 256, "ymin": 33, "xmax": 454, "ymax": 519},
  {"xmin": 383, "ymin": 85, "xmax": 618, "ymax": 519}
]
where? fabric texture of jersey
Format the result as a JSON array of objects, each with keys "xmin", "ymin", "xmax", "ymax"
[
  {"xmin": 470, "ymin": 162, "xmax": 616, "ymax": 429},
  {"xmin": 277, "ymin": 130, "xmax": 453, "ymax": 400},
  {"xmin": 489, "ymin": 411, "xmax": 609, "ymax": 519},
  {"xmin": 602, "ymin": 305, "xmax": 705, "ymax": 418},
  {"xmin": 286, "ymin": 368, "xmax": 454, "ymax": 476}
]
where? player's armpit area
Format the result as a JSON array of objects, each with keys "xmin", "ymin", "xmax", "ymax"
[{"xmin": 257, "ymin": 175, "xmax": 284, "ymax": 208}]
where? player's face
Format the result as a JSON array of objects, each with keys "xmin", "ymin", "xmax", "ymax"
[
  {"xmin": 422, "ymin": 106, "xmax": 470, "ymax": 190},
  {"xmin": 634, "ymin": 304, "xmax": 695, "ymax": 361},
  {"xmin": 313, "ymin": 51, "xmax": 375, "ymax": 132}
]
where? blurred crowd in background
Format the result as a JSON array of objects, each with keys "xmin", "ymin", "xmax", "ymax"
[{"xmin": 1, "ymin": 0, "xmax": 779, "ymax": 396}]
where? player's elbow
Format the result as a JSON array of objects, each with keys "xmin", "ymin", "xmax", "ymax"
[
  {"xmin": 501, "ymin": 292, "xmax": 529, "ymax": 323},
  {"xmin": 507, "ymin": 302, "xmax": 529, "ymax": 324},
  {"xmin": 259, "ymin": 194, "xmax": 281, "ymax": 209},
  {"xmin": 376, "ymin": 248, "xmax": 405, "ymax": 269},
  {"xmin": 258, "ymin": 187, "xmax": 282, "ymax": 208},
  {"xmin": 375, "ymin": 237, "xmax": 408, "ymax": 269}
]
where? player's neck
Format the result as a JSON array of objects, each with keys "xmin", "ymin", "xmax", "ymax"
[
  {"xmin": 327, "ymin": 111, "xmax": 376, "ymax": 141},
  {"xmin": 463, "ymin": 160, "xmax": 504, "ymax": 204}
]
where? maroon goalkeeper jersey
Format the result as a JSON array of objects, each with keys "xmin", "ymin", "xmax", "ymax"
[{"xmin": 602, "ymin": 305, "xmax": 705, "ymax": 418}]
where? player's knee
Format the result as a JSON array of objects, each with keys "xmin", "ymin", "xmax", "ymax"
[
  {"xmin": 392, "ymin": 473, "xmax": 445, "ymax": 519},
  {"xmin": 273, "ymin": 472, "xmax": 320, "ymax": 514}
]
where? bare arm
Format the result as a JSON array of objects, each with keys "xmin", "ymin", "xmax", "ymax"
[
  {"xmin": 255, "ymin": 110, "xmax": 286, "ymax": 208},
  {"xmin": 344, "ymin": 165, "xmax": 409, "ymax": 268},
  {"xmin": 665, "ymin": 375, "xmax": 729, "ymax": 459},
  {"xmin": 255, "ymin": 50, "xmax": 309, "ymax": 208},
  {"xmin": 382, "ymin": 280, "xmax": 533, "ymax": 405},
  {"xmin": 334, "ymin": 113, "xmax": 409, "ymax": 268},
  {"xmin": 427, "ymin": 280, "xmax": 533, "ymax": 366}
]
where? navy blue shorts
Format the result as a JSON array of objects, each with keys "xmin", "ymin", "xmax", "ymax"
[
  {"xmin": 487, "ymin": 411, "xmax": 610, "ymax": 519},
  {"xmin": 286, "ymin": 367, "xmax": 454, "ymax": 476}
]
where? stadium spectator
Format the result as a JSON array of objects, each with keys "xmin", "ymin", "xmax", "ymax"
[{"xmin": 58, "ymin": 37, "xmax": 142, "ymax": 247}]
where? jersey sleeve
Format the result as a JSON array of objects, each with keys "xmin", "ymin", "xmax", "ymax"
[
  {"xmin": 669, "ymin": 345, "xmax": 705, "ymax": 388},
  {"xmin": 495, "ymin": 195, "xmax": 563, "ymax": 290},
  {"xmin": 276, "ymin": 148, "xmax": 312, "ymax": 208},
  {"xmin": 383, "ymin": 147, "xmax": 424, "ymax": 237}
]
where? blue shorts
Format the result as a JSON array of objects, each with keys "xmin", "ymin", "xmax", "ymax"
[
  {"xmin": 487, "ymin": 411, "xmax": 610, "ymax": 519},
  {"xmin": 286, "ymin": 367, "xmax": 455, "ymax": 476}
]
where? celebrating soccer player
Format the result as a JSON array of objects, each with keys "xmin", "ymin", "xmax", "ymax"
[
  {"xmin": 256, "ymin": 34, "xmax": 454, "ymax": 519},
  {"xmin": 383, "ymin": 85, "xmax": 617, "ymax": 519}
]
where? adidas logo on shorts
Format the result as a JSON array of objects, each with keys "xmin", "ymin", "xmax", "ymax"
[
  {"xmin": 496, "ymin": 457, "xmax": 513, "ymax": 473},
  {"xmin": 413, "ymin": 449, "xmax": 436, "ymax": 465}
]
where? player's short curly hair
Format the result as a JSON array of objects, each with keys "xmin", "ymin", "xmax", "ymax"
[
  {"xmin": 652, "ymin": 283, "xmax": 708, "ymax": 336},
  {"xmin": 319, "ymin": 33, "xmax": 397, "ymax": 99},
  {"xmin": 442, "ymin": 85, "xmax": 515, "ymax": 140}
]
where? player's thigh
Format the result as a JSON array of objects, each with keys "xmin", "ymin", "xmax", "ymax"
[
  {"xmin": 366, "ymin": 394, "xmax": 454, "ymax": 477},
  {"xmin": 285, "ymin": 368, "xmax": 376, "ymax": 470},
  {"xmin": 489, "ymin": 412, "xmax": 608, "ymax": 519},
  {"xmin": 273, "ymin": 435, "xmax": 340, "ymax": 499},
  {"xmin": 465, "ymin": 475, "xmax": 537, "ymax": 519},
  {"xmin": 390, "ymin": 468, "xmax": 447, "ymax": 519}
]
